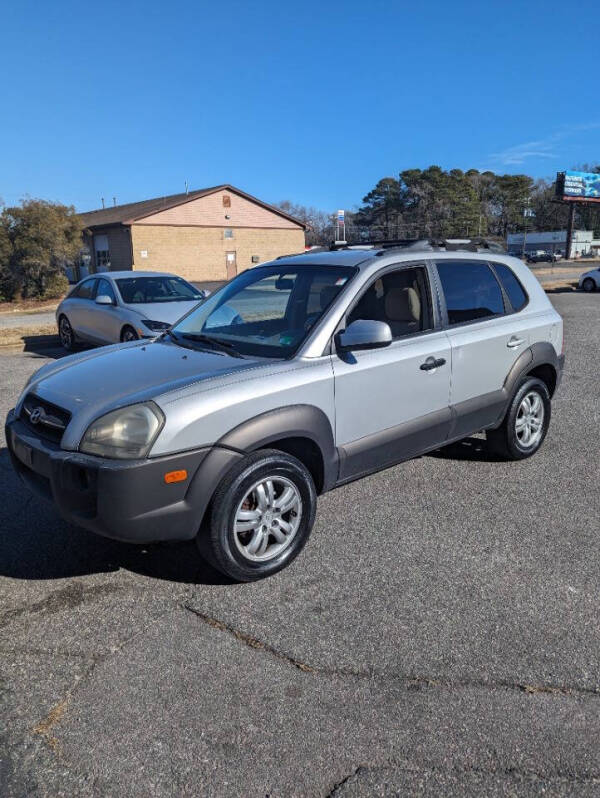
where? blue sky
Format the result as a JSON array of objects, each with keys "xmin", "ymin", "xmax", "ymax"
[{"xmin": 1, "ymin": 0, "xmax": 598, "ymax": 213}]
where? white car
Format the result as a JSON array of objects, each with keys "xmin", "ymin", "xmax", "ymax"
[
  {"xmin": 579, "ymin": 267, "xmax": 600, "ymax": 293},
  {"xmin": 56, "ymin": 271, "xmax": 209, "ymax": 349}
]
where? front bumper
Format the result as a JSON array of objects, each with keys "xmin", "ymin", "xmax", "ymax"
[{"xmin": 5, "ymin": 410, "xmax": 241, "ymax": 544}]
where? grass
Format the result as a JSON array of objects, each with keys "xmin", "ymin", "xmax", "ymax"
[
  {"xmin": 0, "ymin": 296, "xmax": 66, "ymax": 315},
  {"xmin": 0, "ymin": 324, "xmax": 57, "ymax": 348}
]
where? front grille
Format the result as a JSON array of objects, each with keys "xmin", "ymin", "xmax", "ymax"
[{"xmin": 20, "ymin": 393, "xmax": 71, "ymax": 443}]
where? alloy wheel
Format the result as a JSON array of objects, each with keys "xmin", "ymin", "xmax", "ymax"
[
  {"xmin": 59, "ymin": 318, "xmax": 72, "ymax": 348},
  {"xmin": 515, "ymin": 390, "xmax": 545, "ymax": 449},
  {"xmin": 233, "ymin": 476, "xmax": 302, "ymax": 562}
]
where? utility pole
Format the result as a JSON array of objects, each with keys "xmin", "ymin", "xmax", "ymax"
[
  {"xmin": 522, "ymin": 197, "xmax": 533, "ymax": 256},
  {"xmin": 565, "ymin": 203, "xmax": 576, "ymax": 260}
]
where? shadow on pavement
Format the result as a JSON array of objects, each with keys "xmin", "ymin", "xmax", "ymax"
[
  {"xmin": 543, "ymin": 286, "xmax": 578, "ymax": 294},
  {"xmin": 429, "ymin": 436, "xmax": 502, "ymax": 463},
  {"xmin": 21, "ymin": 334, "xmax": 97, "ymax": 359},
  {"xmin": 0, "ymin": 448, "xmax": 229, "ymax": 586}
]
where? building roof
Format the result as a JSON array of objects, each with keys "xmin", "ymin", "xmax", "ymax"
[{"xmin": 78, "ymin": 184, "xmax": 306, "ymax": 230}]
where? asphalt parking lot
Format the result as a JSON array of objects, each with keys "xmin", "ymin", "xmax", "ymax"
[{"xmin": 1, "ymin": 290, "xmax": 599, "ymax": 796}]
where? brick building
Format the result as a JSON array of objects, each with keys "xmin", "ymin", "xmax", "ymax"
[{"xmin": 78, "ymin": 185, "xmax": 306, "ymax": 282}]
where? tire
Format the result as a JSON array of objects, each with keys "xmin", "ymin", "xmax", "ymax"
[
  {"xmin": 120, "ymin": 325, "xmax": 139, "ymax": 342},
  {"xmin": 58, "ymin": 315, "xmax": 76, "ymax": 351},
  {"xmin": 487, "ymin": 377, "xmax": 551, "ymax": 460},
  {"xmin": 197, "ymin": 449, "xmax": 317, "ymax": 582},
  {"xmin": 582, "ymin": 278, "xmax": 596, "ymax": 293}
]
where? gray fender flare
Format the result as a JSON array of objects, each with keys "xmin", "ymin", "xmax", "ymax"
[
  {"xmin": 217, "ymin": 404, "xmax": 337, "ymax": 492},
  {"xmin": 503, "ymin": 341, "xmax": 560, "ymax": 398},
  {"xmin": 487, "ymin": 341, "xmax": 561, "ymax": 430},
  {"xmin": 185, "ymin": 406, "xmax": 336, "ymax": 534}
]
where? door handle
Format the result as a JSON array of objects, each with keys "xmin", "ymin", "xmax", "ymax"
[
  {"xmin": 420, "ymin": 357, "xmax": 446, "ymax": 371},
  {"xmin": 507, "ymin": 337, "xmax": 525, "ymax": 348}
]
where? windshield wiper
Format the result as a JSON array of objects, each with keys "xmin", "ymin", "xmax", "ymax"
[{"xmin": 180, "ymin": 333, "xmax": 244, "ymax": 358}]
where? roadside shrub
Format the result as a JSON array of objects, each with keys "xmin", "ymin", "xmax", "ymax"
[
  {"xmin": 40, "ymin": 271, "xmax": 69, "ymax": 300},
  {"xmin": 1, "ymin": 199, "xmax": 82, "ymax": 301},
  {"xmin": 0, "ymin": 221, "xmax": 15, "ymax": 302}
]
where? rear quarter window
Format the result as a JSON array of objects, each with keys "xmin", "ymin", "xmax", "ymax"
[
  {"xmin": 436, "ymin": 261, "xmax": 505, "ymax": 325},
  {"xmin": 492, "ymin": 262, "xmax": 528, "ymax": 312}
]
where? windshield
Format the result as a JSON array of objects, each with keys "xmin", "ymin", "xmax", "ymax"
[
  {"xmin": 116, "ymin": 276, "xmax": 204, "ymax": 304},
  {"xmin": 170, "ymin": 264, "xmax": 356, "ymax": 358}
]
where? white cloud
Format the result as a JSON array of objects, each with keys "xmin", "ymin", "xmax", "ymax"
[{"xmin": 490, "ymin": 123, "xmax": 600, "ymax": 167}]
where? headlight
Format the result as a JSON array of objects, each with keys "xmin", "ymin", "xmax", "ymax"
[
  {"xmin": 80, "ymin": 402, "xmax": 164, "ymax": 459},
  {"xmin": 141, "ymin": 320, "xmax": 170, "ymax": 332}
]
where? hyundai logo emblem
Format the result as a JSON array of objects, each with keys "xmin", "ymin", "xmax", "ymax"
[{"xmin": 29, "ymin": 407, "xmax": 44, "ymax": 425}]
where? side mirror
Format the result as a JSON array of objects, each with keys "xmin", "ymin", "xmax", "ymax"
[
  {"xmin": 95, "ymin": 294, "xmax": 115, "ymax": 306},
  {"xmin": 335, "ymin": 319, "xmax": 392, "ymax": 352}
]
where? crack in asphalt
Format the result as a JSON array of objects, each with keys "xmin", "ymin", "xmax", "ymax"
[
  {"xmin": 183, "ymin": 604, "xmax": 600, "ymax": 698},
  {"xmin": 28, "ymin": 603, "xmax": 180, "ymax": 759},
  {"xmin": 32, "ymin": 660, "xmax": 98, "ymax": 754},
  {"xmin": 325, "ymin": 762, "xmax": 600, "ymax": 796}
]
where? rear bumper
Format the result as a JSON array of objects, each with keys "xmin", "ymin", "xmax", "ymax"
[{"xmin": 5, "ymin": 410, "xmax": 242, "ymax": 544}]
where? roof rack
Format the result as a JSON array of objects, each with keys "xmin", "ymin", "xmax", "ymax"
[{"xmin": 328, "ymin": 237, "xmax": 506, "ymax": 254}]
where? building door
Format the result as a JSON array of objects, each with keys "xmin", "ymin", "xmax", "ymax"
[
  {"xmin": 93, "ymin": 234, "xmax": 110, "ymax": 272},
  {"xmin": 226, "ymin": 251, "xmax": 237, "ymax": 280}
]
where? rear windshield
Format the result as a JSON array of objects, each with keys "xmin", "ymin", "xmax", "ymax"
[{"xmin": 116, "ymin": 276, "xmax": 204, "ymax": 303}]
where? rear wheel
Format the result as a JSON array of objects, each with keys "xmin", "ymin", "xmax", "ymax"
[
  {"xmin": 487, "ymin": 377, "xmax": 551, "ymax": 460},
  {"xmin": 58, "ymin": 315, "xmax": 75, "ymax": 351},
  {"xmin": 120, "ymin": 325, "xmax": 139, "ymax": 342},
  {"xmin": 197, "ymin": 449, "xmax": 317, "ymax": 582},
  {"xmin": 582, "ymin": 277, "xmax": 596, "ymax": 293}
]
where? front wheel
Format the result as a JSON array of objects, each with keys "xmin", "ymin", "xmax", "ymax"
[
  {"xmin": 487, "ymin": 377, "xmax": 551, "ymax": 460},
  {"xmin": 197, "ymin": 449, "xmax": 317, "ymax": 582},
  {"xmin": 120, "ymin": 325, "xmax": 139, "ymax": 342},
  {"xmin": 582, "ymin": 277, "xmax": 596, "ymax": 293},
  {"xmin": 58, "ymin": 315, "xmax": 76, "ymax": 351}
]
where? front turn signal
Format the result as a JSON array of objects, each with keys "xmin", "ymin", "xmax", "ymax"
[{"xmin": 164, "ymin": 469, "xmax": 188, "ymax": 484}]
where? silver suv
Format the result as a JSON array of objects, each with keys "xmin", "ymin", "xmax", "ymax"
[{"xmin": 5, "ymin": 243, "xmax": 564, "ymax": 581}]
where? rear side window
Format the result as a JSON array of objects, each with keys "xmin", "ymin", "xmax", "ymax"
[
  {"xmin": 437, "ymin": 261, "xmax": 504, "ymax": 325},
  {"xmin": 492, "ymin": 262, "xmax": 528, "ymax": 312},
  {"xmin": 72, "ymin": 279, "xmax": 96, "ymax": 300}
]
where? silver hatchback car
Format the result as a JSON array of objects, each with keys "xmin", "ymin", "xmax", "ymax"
[
  {"xmin": 7, "ymin": 242, "xmax": 564, "ymax": 581},
  {"xmin": 56, "ymin": 271, "xmax": 209, "ymax": 348}
]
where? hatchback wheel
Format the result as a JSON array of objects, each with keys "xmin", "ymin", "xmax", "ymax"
[
  {"xmin": 121, "ymin": 325, "xmax": 139, "ymax": 342},
  {"xmin": 487, "ymin": 377, "xmax": 551, "ymax": 460},
  {"xmin": 197, "ymin": 449, "xmax": 317, "ymax": 582},
  {"xmin": 58, "ymin": 315, "xmax": 75, "ymax": 351},
  {"xmin": 582, "ymin": 277, "xmax": 596, "ymax": 293}
]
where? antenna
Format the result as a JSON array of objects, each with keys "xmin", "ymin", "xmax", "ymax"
[
  {"xmin": 101, "ymin": 197, "xmax": 105, "ymax": 209},
  {"xmin": 113, "ymin": 196, "xmax": 116, "ymax": 206}
]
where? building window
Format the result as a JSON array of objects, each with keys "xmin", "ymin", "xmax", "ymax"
[
  {"xmin": 224, "ymin": 228, "xmax": 234, "ymax": 239},
  {"xmin": 223, "ymin": 195, "xmax": 231, "ymax": 207},
  {"xmin": 96, "ymin": 250, "xmax": 110, "ymax": 270}
]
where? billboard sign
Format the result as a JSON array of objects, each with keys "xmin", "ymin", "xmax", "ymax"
[
  {"xmin": 337, "ymin": 209, "xmax": 345, "ymax": 221},
  {"xmin": 556, "ymin": 170, "xmax": 600, "ymax": 202}
]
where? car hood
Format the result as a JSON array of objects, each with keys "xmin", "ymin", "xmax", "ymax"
[
  {"xmin": 20, "ymin": 340, "xmax": 269, "ymax": 446},
  {"xmin": 125, "ymin": 300, "xmax": 202, "ymax": 325}
]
